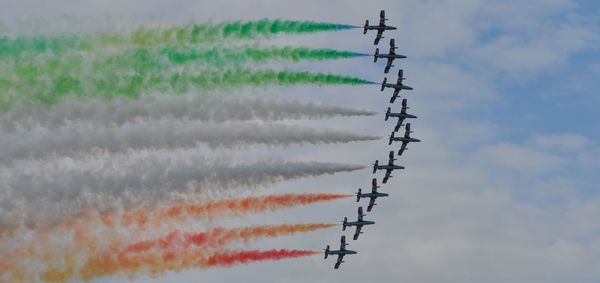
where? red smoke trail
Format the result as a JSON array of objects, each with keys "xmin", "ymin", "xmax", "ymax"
[
  {"xmin": 77, "ymin": 248, "xmax": 318, "ymax": 281},
  {"xmin": 203, "ymin": 249, "xmax": 319, "ymax": 267},
  {"xmin": 122, "ymin": 223, "xmax": 335, "ymax": 254}
]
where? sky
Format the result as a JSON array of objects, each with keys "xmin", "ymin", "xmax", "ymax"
[{"xmin": 1, "ymin": 0, "xmax": 599, "ymax": 282}]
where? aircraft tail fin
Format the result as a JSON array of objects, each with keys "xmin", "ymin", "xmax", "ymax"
[
  {"xmin": 356, "ymin": 189, "xmax": 361, "ymax": 202},
  {"xmin": 363, "ymin": 20, "xmax": 368, "ymax": 34},
  {"xmin": 385, "ymin": 107, "xmax": 391, "ymax": 121},
  {"xmin": 373, "ymin": 160, "xmax": 379, "ymax": 174},
  {"xmin": 389, "ymin": 132, "xmax": 394, "ymax": 145},
  {"xmin": 381, "ymin": 78, "xmax": 387, "ymax": 91},
  {"xmin": 324, "ymin": 246, "xmax": 330, "ymax": 259},
  {"xmin": 374, "ymin": 48, "xmax": 379, "ymax": 62},
  {"xmin": 342, "ymin": 217, "xmax": 348, "ymax": 231}
]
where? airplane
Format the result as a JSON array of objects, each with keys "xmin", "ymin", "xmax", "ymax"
[
  {"xmin": 385, "ymin": 98, "xmax": 418, "ymax": 132},
  {"xmin": 381, "ymin": 69, "xmax": 413, "ymax": 103},
  {"xmin": 389, "ymin": 123, "xmax": 421, "ymax": 156},
  {"xmin": 373, "ymin": 151, "xmax": 404, "ymax": 184},
  {"xmin": 374, "ymin": 38, "xmax": 407, "ymax": 73},
  {"xmin": 324, "ymin": 235, "xmax": 357, "ymax": 269},
  {"xmin": 363, "ymin": 10, "xmax": 397, "ymax": 45},
  {"xmin": 343, "ymin": 206, "xmax": 376, "ymax": 240},
  {"xmin": 356, "ymin": 178, "xmax": 389, "ymax": 212}
]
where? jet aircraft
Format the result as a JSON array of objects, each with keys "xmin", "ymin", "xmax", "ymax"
[
  {"xmin": 385, "ymin": 98, "xmax": 418, "ymax": 132},
  {"xmin": 342, "ymin": 206, "xmax": 376, "ymax": 240},
  {"xmin": 381, "ymin": 69, "xmax": 413, "ymax": 103},
  {"xmin": 363, "ymin": 10, "xmax": 397, "ymax": 45},
  {"xmin": 374, "ymin": 38, "xmax": 406, "ymax": 73},
  {"xmin": 389, "ymin": 123, "xmax": 421, "ymax": 156},
  {"xmin": 373, "ymin": 151, "xmax": 404, "ymax": 184},
  {"xmin": 356, "ymin": 178, "xmax": 389, "ymax": 212},
  {"xmin": 324, "ymin": 235, "xmax": 357, "ymax": 269}
]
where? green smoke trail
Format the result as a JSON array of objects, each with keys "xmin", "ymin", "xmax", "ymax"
[
  {"xmin": 160, "ymin": 46, "xmax": 367, "ymax": 67},
  {"xmin": 0, "ymin": 69, "xmax": 373, "ymax": 107},
  {"xmin": 0, "ymin": 19, "xmax": 355, "ymax": 59},
  {"xmin": 0, "ymin": 46, "xmax": 366, "ymax": 79}
]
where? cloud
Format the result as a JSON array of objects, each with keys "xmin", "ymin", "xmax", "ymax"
[
  {"xmin": 475, "ymin": 143, "xmax": 564, "ymax": 175},
  {"xmin": 530, "ymin": 133, "xmax": 592, "ymax": 151}
]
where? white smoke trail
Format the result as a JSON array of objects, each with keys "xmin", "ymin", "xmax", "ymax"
[
  {"xmin": 0, "ymin": 120, "xmax": 379, "ymax": 163},
  {"xmin": 0, "ymin": 148, "xmax": 364, "ymax": 229},
  {"xmin": 0, "ymin": 94, "xmax": 376, "ymax": 130}
]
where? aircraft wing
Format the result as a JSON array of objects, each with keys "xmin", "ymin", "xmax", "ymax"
[
  {"xmin": 374, "ymin": 29, "xmax": 384, "ymax": 45},
  {"xmin": 394, "ymin": 117, "xmax": 406, "ymax": 132},
  {"xmin": 379, "ymin": 10, "xmax": 386, "ymax": 26},
  {"xmin": 334, "ymin": 254, "xmax": 344, "ymax": 269},
  {"xmin": 353, "ymin": 225, "xmax": 363, "ymax": 240},
  {"xmin": 371, "ymin": 178, "xmax": 378, "ymax": 192},
  {"xmin": 390, "ymin": 89, "xmax": 400, "ymax": 103},
  {"xmin": 384, "ymin": 58, "xmax": 394, "ymax": 73},
  {"xmin": 340, "ymin": 235, "xmax": 346, "ymax": 250},
  {"xmin": 367, "ymin": 197, "xmax": 376, "ymax": 212},
  {"xmin": 398, "ymin": 141, "xmax": 409, "ymax": 156},
  {"xmin": 383, "ymin": 169, "xmax": 392, "ymax": 183}
]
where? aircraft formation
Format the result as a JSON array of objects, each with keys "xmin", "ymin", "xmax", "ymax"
[{"xmin": 324, "ymin": 10, "xmax": 421, "ymax": 269}]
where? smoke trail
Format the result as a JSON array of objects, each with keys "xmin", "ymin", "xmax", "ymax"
[
  {"xmin": 204, "ymin": 249, "xmax": 319, "ymax": 267},
  {"xmin": 71, "ymin": 249, "xmax": 317, "ymax": 281},
  {"xmin": 0, "ymin": 121, "xmax": 379, "ymax": 162},
  {"xmin": 0, "ymin": 46, "xmax": 366, "ymax": 77},
  {"xmin": 1, "ymin": 19, "xmax": 355, "ymax": 59},
  {"xmin": 1, "ymin": 69, "xmax": 373, "ymax": 107},
  {"xmin": 1, "ymin": 95, "xmax": 376, "ymax": 129},
  {"xmin": 122, "ymin": 223, "xmax": 335, "ymax": 254},
  {"xmin": 33, "ymin": 226, "xmax": 327, "ymax": 282},
  {"xmin": 0, "ymin": 150, "xmax": 364, "ymax": 228},
  {"xmin": 0, "ymin": 34, "xmax": 81, "ymax": 60},
  {"xmin": 51, "ymin": 194, "xmax": 350, "ymax": 235},
  {"xmin": 154, "ymin": 193, "xmax": 350, "ymax": 223},
  {"xmin": 160, "ymin": 46, "xmax": 367, "ymax": 67},
  {"xmin": 0, "ymin": 196, "xmax": 347, "ymax": 277}
]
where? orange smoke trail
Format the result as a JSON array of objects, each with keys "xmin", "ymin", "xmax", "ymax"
[
  {"xmin": 123, "ymin": 223, "xmax": 335, "ymax": 254},
  {"xmin": 4, "ymin": 194, "xmax": 349, "ymax": 280},
  {"xmin": 121, "ymin": 193, "xmax": 350, "ymax": 229}
]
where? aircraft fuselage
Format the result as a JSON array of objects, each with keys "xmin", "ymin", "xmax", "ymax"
[
  {"xmin": 376, "ymin": 54, "xmax": 407, "ymax": 59},
  {"xmin": 327, "ymin": 250, "xmax": 357, "ymax": 256},
  {"xmin": 346, "ymin": 220, "xmax": 375, "ymax": 227},
  {"xmin": 365, "ymin": 25, "xmax": 397, "ymax": 31},
  {"xmin": 391, "ymin": 137, "xmax": 421, "ymax": 143},
  {"xmin": 384, "ymin": 83, "xmax": 413, "ymax": 91},
  {"xmin": 375, "ymin": 165, "xmax": 405, "ymax": 171},
  {"xmin": 359, "ymin": 192, "xmax": 389, "ymax": 198},
  {"xmin": 387, "ymin": 112, "xmax": 417, "ymax": 119}
]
